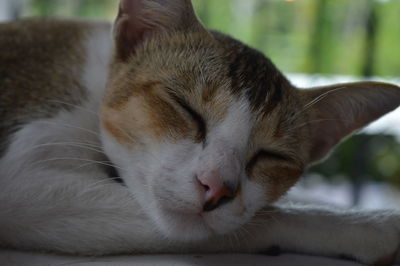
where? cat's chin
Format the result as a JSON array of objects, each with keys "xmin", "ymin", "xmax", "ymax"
[
  {"xmin": 154, "ymin": 207, "xmax": 215, "ymax": 242},
  {"xmin": 151, "ymin": 206, "xmax": 246, "ymax": 242}
]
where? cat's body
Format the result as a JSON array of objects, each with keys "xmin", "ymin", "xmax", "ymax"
[
  {"xmin": 1, "ymin": 1, "xmax": 400, "ymax": 265},
  {"xmin": 0, "ymin": 19, "xmax": 108, "ymax": 151}
]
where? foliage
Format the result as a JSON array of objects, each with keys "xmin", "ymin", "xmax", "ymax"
[
  {"xmin": 23, "ymin": 0, "xmax": 400, "ymax": 77},
  {"xmin": 311, "ymin": 134, "xmax": 400, "ymax": 186}
]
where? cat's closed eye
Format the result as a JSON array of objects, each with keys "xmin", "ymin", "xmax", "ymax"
[
  {"xmin": 246, "ymin": 149, "xmax": 290, "ymax": 173},
  {"xmin": 173, "ymin": 96, "xmax": 207, "ymax": 142}
]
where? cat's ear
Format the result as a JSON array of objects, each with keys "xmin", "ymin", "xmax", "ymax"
[
  {"xmin": 300, "ymin": 82, "xmax": 400, "ymax": 164},
  {"xmin": 114, "ymin": 0, "xmax": 207, "ymax": 61}
]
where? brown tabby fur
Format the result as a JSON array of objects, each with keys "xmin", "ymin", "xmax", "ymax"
[{"xmin": 0, "ymin": 19, "xmax": 103, "ymax": 154}]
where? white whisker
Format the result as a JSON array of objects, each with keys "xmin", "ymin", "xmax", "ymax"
[
  {"xmin": 47, "ymin": 99, "xmax": 99, "ymax": 116},
  {"xmin": 112, "ymin": 122, "xmax": 138, "ymax": 144},
  {"xmin": 290, "ymin": 86, "xmax": 347, "ymax": 122},
  {"xmin": 78, "ymin": 177, "xmax": 129, "ymax": 197},
  {"xmin": 31, "ymin": 157, "xmax": 126, "ymax": 172},
  {"xmin": 27, "ymin": 142, "xmax": 104, "ymax": 154},
  {"xmin": 304, "ymin": 86, "xmax": 346, "ymax": 109},
  {"xmin": 36, "ymin": 121, "xmax": 101, "ymax": 137},
  {"xmin": 290, "ymin": 118, "xmax": 353, "ymax": 131}
]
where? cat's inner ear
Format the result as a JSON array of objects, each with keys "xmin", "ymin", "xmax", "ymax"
[
  {"xmin": 114, "ymin": 0, "xmax": 206, "ymax": 61},
  {"xmin": 300, "ymin": 82, "xmax": 400, "ymax": 164}
]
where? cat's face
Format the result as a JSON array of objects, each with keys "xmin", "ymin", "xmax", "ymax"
[
  {"xmin": 102, "ymin": 30, "xmax": 307, "ymax": 240},
  {"xmin": 100, "ymin": 0, "xmax": 400, "ymax": 241}
]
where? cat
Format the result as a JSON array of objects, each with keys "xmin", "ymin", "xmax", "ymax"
[{"xmin": 0, "ymin": 0, "xmax": 399, "ymax": 265}]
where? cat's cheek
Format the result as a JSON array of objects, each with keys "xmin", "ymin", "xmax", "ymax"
[
  {"xmin": 252, "ymin": 165, "xmax": 303, "ymax": 202},
  {"xmin": 104, "ymin": 78, "xmax": 197, "ymax": 141},
  {"xmin": 241, "ymin": 179, "xmax": 269, "ymax": 212},
  {"xmin": 101, "ymin": 101, "xmax": 161, "ymax": 146}
]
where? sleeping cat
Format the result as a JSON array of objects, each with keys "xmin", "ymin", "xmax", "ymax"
[{"xmin": 0, "ymin": 0, "xmax": 400, "ymax": 265}]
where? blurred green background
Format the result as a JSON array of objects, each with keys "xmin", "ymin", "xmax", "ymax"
[
  {"xmin": 19, "ymin": 0, "xmax": 400, "ymax": 77},
  {"xmin": 3, "ymin": 0, "xmax": 400, "ymax": 207}
]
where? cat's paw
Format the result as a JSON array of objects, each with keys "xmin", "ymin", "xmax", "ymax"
[{"xmin": 344, "ymin": 213, "xmax": 400, "ymax": 266}]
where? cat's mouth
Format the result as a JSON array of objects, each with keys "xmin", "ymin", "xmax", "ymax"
[
  {"xmin": 154, "ymin": 205, "xmax": 220, "ymax": 241},
  {"xmin": 151, "ymin": 198, "xmax": 248, "ymax": 242}
]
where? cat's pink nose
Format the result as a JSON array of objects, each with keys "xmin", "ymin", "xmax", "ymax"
[{"xmin": 197, "ymin": 172, "xmax": 237, "ymax": 212}]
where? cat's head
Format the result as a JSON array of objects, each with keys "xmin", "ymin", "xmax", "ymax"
[{"xmin": 100, "ymin": 0, "xmax": 400, "ymax": 241}]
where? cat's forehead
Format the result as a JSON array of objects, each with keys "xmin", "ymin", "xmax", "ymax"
[
  {"xmin": 214, "ymin": 32, "xmax": 291, "ymax": 114},
  {"xmin": 113, "ymin": 31, "xmax": 293, "ymax": 115},
  {"xmin": 103, "ymin": 30, "xmax": 306, "ymax": 164}
]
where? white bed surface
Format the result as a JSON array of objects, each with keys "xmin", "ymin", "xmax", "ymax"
[{"xmin": 0, "ymin": 250, "xmax": 370, "ymax": 266}]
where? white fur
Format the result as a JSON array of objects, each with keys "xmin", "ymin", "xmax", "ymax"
[{"xmin": 1, "ymin": 21, "xmax": 400, "ymax": 265}]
